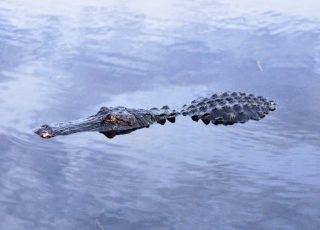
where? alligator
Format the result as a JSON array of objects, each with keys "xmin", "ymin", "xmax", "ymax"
[{"xmin": 34, "ymin": 92, "xmax": 276, "ymax": 139}]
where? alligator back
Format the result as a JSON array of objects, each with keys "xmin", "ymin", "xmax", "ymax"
[{"xmin": 150, "ymin": 92, "xmax": 276, "ymax": 126}]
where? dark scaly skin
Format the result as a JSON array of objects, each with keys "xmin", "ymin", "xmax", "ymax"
[{"xmin": 34, "ymin": 92, "xmax": 276, "ymax": 139}]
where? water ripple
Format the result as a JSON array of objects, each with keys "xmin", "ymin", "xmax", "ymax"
[{"xmin": 0, "ymin": 0, "xmax": 320, "ymax": 229}]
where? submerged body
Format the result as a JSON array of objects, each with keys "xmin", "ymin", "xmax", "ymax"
[{"xmin": 34, "ymin": 92, "xmax": 276, "ymax": 139}]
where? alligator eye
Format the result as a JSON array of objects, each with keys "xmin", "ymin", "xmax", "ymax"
[
  {"xmin": 103, "ymin": 114, "xmax": 117, "ymax": 123},
  {"xmin": 42, "ymin": 124, "xmax": 49, "ymax": 129}
]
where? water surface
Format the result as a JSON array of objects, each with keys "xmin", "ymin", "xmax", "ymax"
[{"xmin": 0, "ymin": 0, "xmax": 319, "ymax": 229}]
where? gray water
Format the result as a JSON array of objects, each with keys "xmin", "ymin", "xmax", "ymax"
[{"xmin": 0, "ymin": 0, "xmax": 320, "ymax": 229}]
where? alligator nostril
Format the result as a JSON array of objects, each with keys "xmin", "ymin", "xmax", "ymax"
[{"xmin": 40, "ymin": 131, "xmax": 52, "ymax": 139}]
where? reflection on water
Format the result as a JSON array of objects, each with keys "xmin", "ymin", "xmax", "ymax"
[{"xmin": 0, "ymin": 0, "xmax": 320, "ymax": 229}]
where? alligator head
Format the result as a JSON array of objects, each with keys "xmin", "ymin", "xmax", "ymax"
[
  {"xmin": 34, "ymin": 124, "xmax": 55, "ymax": 139},
  {"xmin": 34, "ymin": 106, "xmax": 155, "ymax": 139}
]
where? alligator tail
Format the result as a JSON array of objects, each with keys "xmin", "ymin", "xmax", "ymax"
[
  {"xmin": 179, "ymin": 92, "xmax": 276, "ymax": 125},
  {"xmin": 148, "ymin": 92, "xmax": 275, "ymax": 126}
]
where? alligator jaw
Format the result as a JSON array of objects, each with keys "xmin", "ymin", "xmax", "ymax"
[
  {"xmin": 34, "ymin": 107, "xmax": 156, "ymax": 139},
  {"xmin": 34, "ymin": 125, "xmax": 55, "ymax": 139},
  {"xmin": 34, "ymin": 115, "xmax": 104, "ymax": 139}
]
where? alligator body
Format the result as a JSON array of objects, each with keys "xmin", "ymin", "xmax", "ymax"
[{"xmin": 34, "ymin": 92, "xmax": 276, "ymax": 139}]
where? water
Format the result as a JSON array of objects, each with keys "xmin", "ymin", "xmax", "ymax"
[{"xmin": 0, "ymin": 0, "xmax": 319, "ymax": 229}]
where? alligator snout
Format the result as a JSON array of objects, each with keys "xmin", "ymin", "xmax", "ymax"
[{"xmin": 34, "ymin": 124, "xmax": 54, "ymax": 139}]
